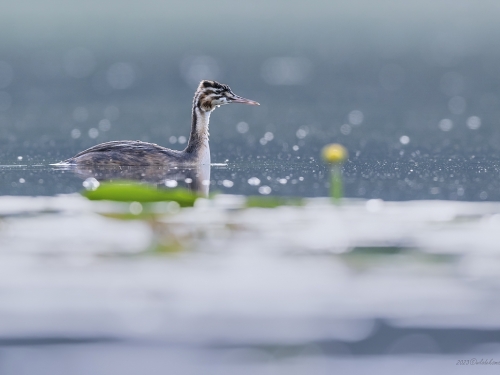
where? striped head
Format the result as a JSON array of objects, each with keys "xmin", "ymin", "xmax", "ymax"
[{"xmin": 194, "ymin": 80, "xmax": 259, "ymax": 112}]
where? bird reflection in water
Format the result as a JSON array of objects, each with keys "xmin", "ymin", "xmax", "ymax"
[{"xmin": 66, "ymin": 162, "xmax": 212, "ymax": 196}]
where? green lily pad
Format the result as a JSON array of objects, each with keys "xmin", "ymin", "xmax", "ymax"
[{"xmin": 82, "ymin": 181, "xmax": 198, "ymax": 206}]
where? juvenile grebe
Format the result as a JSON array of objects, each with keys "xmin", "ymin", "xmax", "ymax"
[{"xmin": 61, "ymin": 80, "xmax": 259, "ymax": 166}]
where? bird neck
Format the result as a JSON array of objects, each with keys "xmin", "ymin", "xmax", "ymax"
[{"xmin": 184, "ymin": 105, "xmax": 211, "ymax": 159}]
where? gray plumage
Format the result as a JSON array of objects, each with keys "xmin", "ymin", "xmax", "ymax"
[{"xmin": 61, "ymin": 80, "xmax": 259, "ymax": 166}]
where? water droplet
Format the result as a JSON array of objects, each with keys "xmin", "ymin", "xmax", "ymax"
[
  {"xmin": 296, "ymin": 128, "xmax": 308, "ymax": 139},
  {"xmin": 185, "ymin": 178, "xmax": 193, "ymax": 183},
  {"xmin": 98, "ymin": 119, "xmax": 111, "ymax": 131},
  {"xmin": 19, "ymin": 178, "xmax": 25, "ymax": 183},
  {"xmin": 466, "ymin": 116, "xmax": 481, "ymax": 130},
  {"xmin": 169, "ymin": 136, "xmax": 177, "ymax": 144},
  {"xmin": 292, "ymin": 145, "xmax": 299, "ymax": 151},
  {"xmin": 340, "ymin": 124, "xmax": 351, "ymax": 135},
  {"xmin": 236, "ymin": 121, "xmax": 249, "ymax": 133},
  {"xmin": 222, "ymin": 180, "xmax": 234, "ymax": 188},
  {"xmin": 348, "ymin": 110, "xmax": 364, "ymax": 125},
  {"xmin": 71, "ymin": 129, "xmax": 81, "ymax": 139},
  {"xmin": 17, "ymin": 156, "xmax": 22, "ymax": 161},
  {"xmin": 82, "ymin": 177, "xmax": 100, "ymax": 191},
  {"xmin": 258, "ymin": 185, "xmax": 272, "ymax": 195},
  {"xmin": 202, "ymin": 180, "xmax": 210, "ymax": 186},
  {"xmin": 129, "ymin": 201, "xmax": 143, "ymax": 215},
  {"xmin": 264, "ymin": 132, "xmax": 274, "ymax": 141},
  {"xmin": 248, "ymin": 177, "xmax": 261, "ymax": 186},
  {"xmin": 178, "ymin": 136, "xmax": 187, "ymax": 144},
  {"xmin": 480, "ymin": 191, "xmax": 488, "ymax": 200},
  {"xmin": 88, "ymin": 128, "xmax": 99, "ymax": 138},
  {"xmin": 438, "ymin": 118, "xmax": 453, "ymax": 131},
  {"xmin": 165, "ymin": 180, "xmax": 178, "ymax": 188},
  {"xmin": 278, "ymin": 178, "xmax": 287, "ymax": 184},
  {"xmin": 399, "ymin": 135, "xmax": 410, "ymax": 145}
]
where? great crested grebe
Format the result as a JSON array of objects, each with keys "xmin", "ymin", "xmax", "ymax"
[{"xmin": 60, "ymin": 80, "xmax": 259, "ymax": 166}]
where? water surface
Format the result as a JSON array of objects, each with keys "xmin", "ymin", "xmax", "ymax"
[{"xmin": 1, "ymin": 156, "xmax": 499, "ymax": 201}]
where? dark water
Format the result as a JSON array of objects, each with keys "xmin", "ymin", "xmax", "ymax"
[
  {"xmin": 1, "ymin": 155, "xmax": 500, "ymax": 201},
  {"xmin": 1, "ymin": 1, "xmax": 500, "ymax": 200}
]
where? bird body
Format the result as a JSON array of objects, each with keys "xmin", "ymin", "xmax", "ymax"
[{"xmin": 61, "ymin": 80, "xmax": 258, "ymax": 166}]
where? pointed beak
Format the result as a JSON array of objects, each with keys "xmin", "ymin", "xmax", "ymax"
[{"xmin": 229, "ymin": 94, "xmax": 260, "ymax": 106}]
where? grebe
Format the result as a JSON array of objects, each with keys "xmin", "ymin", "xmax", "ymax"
[{"xmin": 61, "ymin": 80, "xmax": 259, "ymax": 166}]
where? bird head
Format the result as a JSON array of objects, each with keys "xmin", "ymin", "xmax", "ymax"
[{"xmin": 195, "ymin": 80, "xmax": 259, "ymax": 112}]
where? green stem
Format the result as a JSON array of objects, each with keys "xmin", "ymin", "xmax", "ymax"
[{"xmin": 331, "ymin": 164, "xmax": 343, "ymax": 203}]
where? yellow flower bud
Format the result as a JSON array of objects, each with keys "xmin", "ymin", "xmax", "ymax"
[{"xmin": 321, "ymin": 143, "xmax": 348, "ymax": 164}]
